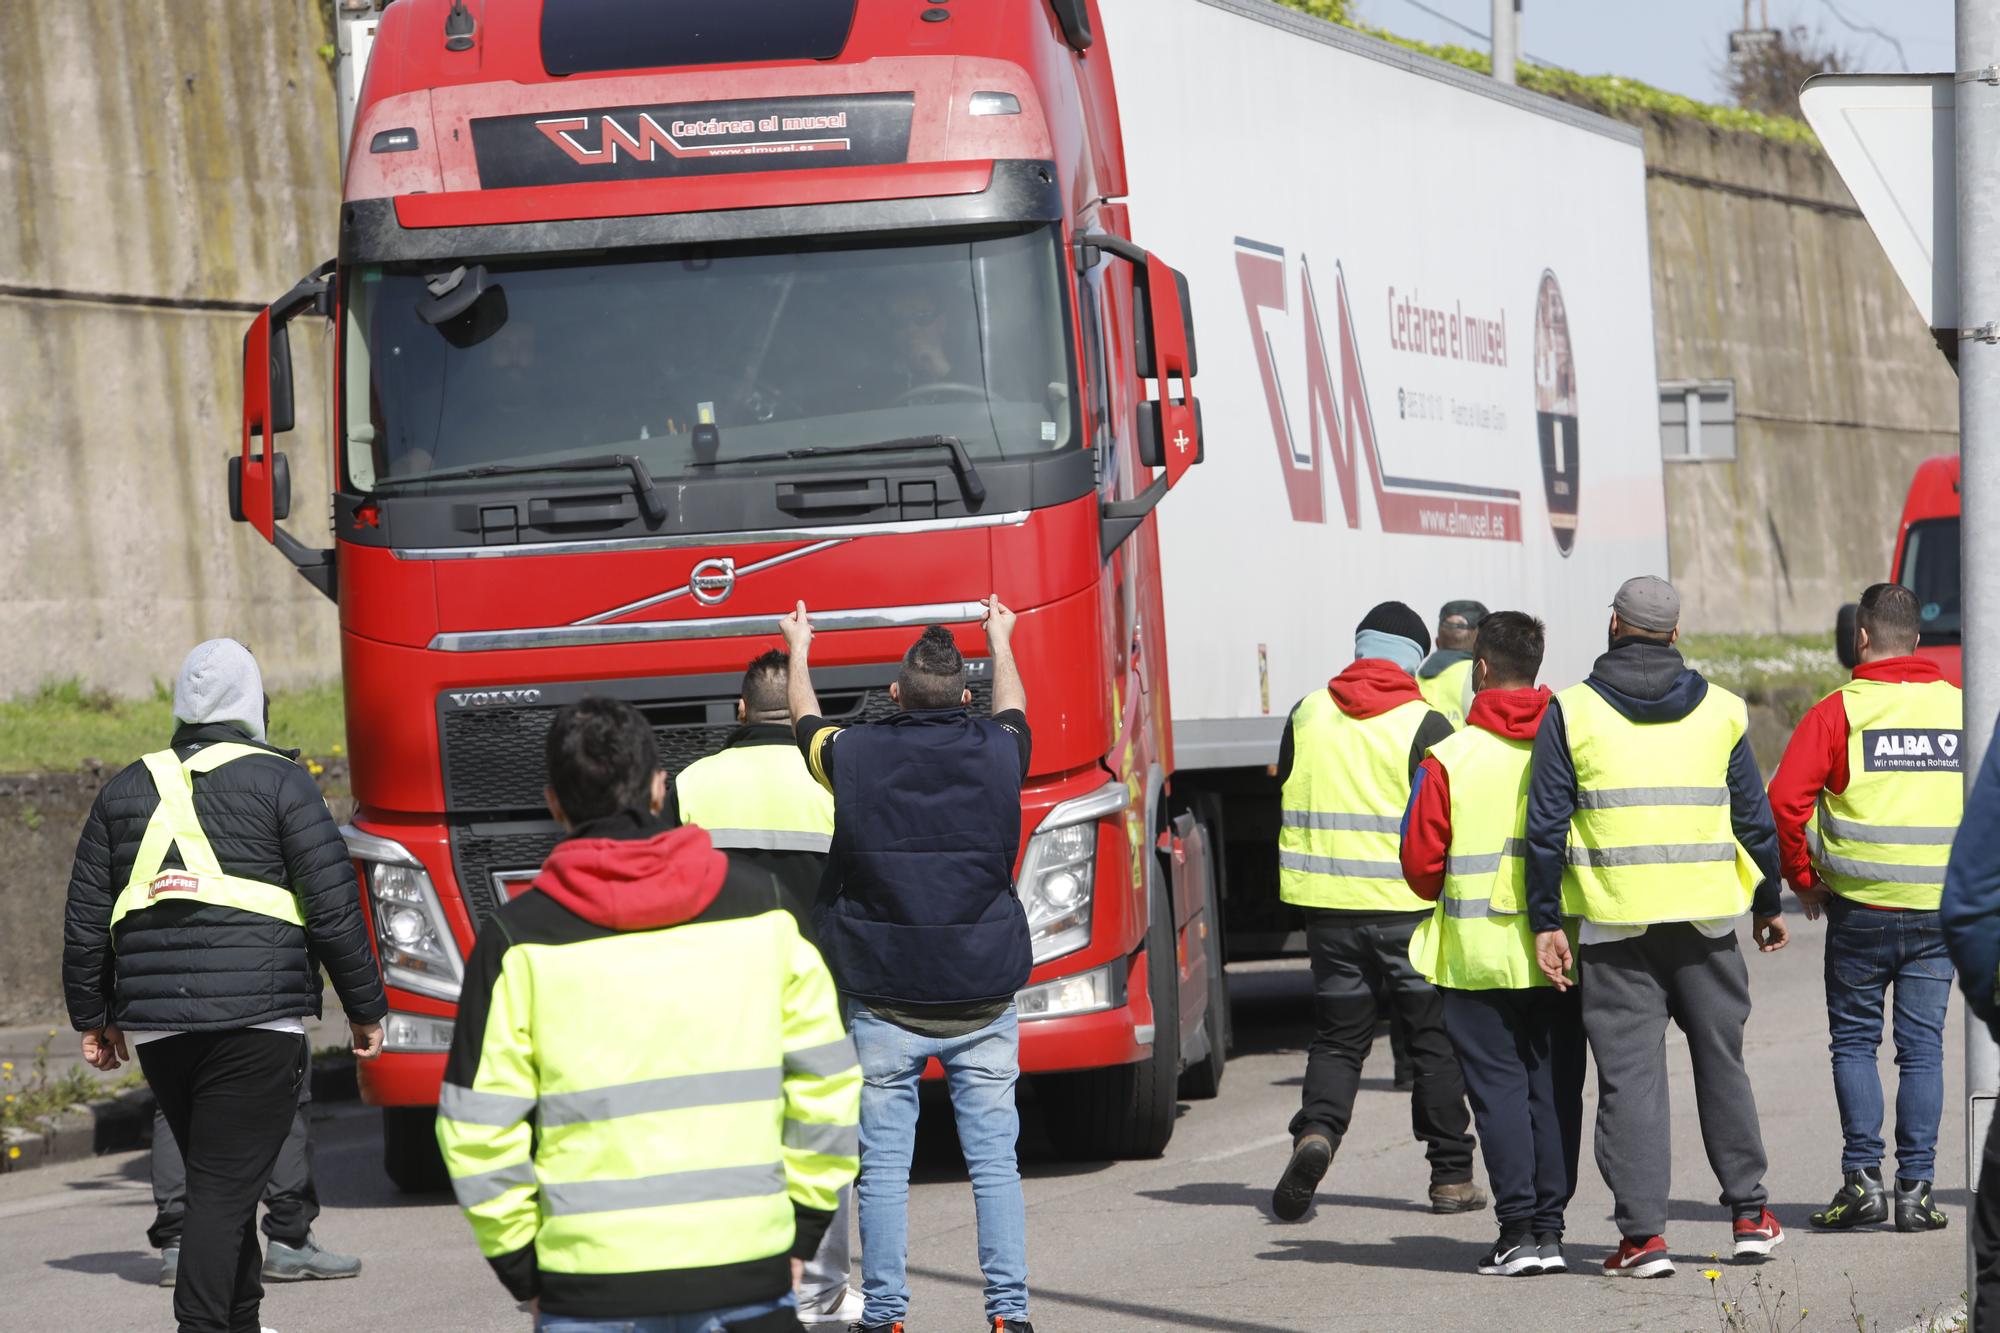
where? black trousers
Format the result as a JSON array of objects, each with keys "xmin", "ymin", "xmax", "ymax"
[
  {"xmin": 1974, "ymin": 1107, "xmax": 2000, "ymax": 1331},
  {"xmin": 140, "ymin": 1030, "xmax": 307, "ymax": 1333},
  {"xmin": 1290, "ymin": 909, "xmax": 1476, "ymax": 1182},
  {"xmin": 1441, "ymin": 986, "xmax": 1586, "ymax": 1235},
  {"xmin": 148, "ymin": 1046, "xmax": 316, "ymax": 1250}
]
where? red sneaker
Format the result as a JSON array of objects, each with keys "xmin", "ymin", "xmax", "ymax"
[
  {"xmin": 1733, "ymin": 1208, "xmax": 1785, "ymax": 1262},
  {"xmin": 1602, "ymin": 1235, "xmax": 1675, "ymax": 1278}
]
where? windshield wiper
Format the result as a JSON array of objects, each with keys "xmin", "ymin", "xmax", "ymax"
[
  {"xmin": 373, "ymin": 453, "xmax": 667, "ymax": 524},
  {"xmin": 693, "ymin": 434, "xmax": 986, "ymax": 506}
]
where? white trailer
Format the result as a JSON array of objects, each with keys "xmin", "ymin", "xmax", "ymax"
[{"xmin": 1100, "ymin": 0, "xmax": 1668, "ymax": 952}]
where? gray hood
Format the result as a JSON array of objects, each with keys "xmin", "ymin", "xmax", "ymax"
[{"xmin": 171, "ymin": 639, "xmax": 267, "ymax": 742}]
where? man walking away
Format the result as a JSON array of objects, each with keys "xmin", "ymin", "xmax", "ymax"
[
  {"xmin": 1941, "ymin": 710, "xmax": 2000, "ymax": 1328},
  {"xmin": 1769, "ymin": 583, "xmax": 1960, "ymax": 1235},
  {"xmin": 784, "ymin": 598, "xmax": 1037, "ymax": 1333},
  {"xmin": 1417, "ymin": 600, "xmax": 1487, "ymax": 728},
  {"xmin": 671, "ymin": 649, "xmax": 859, "ymax": 1327},
  {"xmin": 63, "ymin": 639, "xmax": 386, "ymax": 1333},
  {"xmin": 1270, "ymin": 601, "xmax": 1484, "ymax": 1223},
  {"xmin": 437, "ymin": 697, "xmax": 859, "ymax": 1332},
  {"xmin": 1404, "ymin": 612, "xmax": 1584, "ymax": 1277},
  {"xmin": 1525, "ymin": 576, "xmax": 1788, "ymax": 1279},
  {"xmin": 151, "ymin": 1049, "xmax": 361, "ymax": 1288}
]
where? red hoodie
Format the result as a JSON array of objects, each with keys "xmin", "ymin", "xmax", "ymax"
[
  {"xmin": 1400, "ymin": 686, "xmax": 1552, "ymax": 901},
  {"xmin": 529, "ymin": 817, "xmax": 729, "ymax": 931},
  {"xmin": 1767, "ymin": 655, "xmax": 1950, "ymax": 898},
  {"xmin": 1329, "ymin": 656, "xmax": 1430, "ymax": 718}
]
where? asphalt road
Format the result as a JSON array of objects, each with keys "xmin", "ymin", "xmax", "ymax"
[{"xmin": 0, "ymin": 909, "xmax": 1972, "ymax": 1332}]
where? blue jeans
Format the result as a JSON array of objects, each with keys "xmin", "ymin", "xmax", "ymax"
[
  {"xmin": 1825, "ymin": 895, "xmax": 1953, "ymax": 1181},
  {"xmin": 534, "ymin": 1294, "xmax": 795, "ymax": 1332},
  {"xmin": 850, "ymin": 1003, "xmax": 1028, "ymax": 1325}
]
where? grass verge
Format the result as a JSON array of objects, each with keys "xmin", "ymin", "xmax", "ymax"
[
  {"xmin": 0, "ymin": 680, "xmax": 346, "ymax": 775},
  {"xmin": 1, "ymin": 1031, "xmax": 145, "ymax": 1145}
]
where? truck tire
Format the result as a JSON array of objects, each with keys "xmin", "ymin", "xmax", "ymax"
[
  {"xmin": 1041, "ymin": 883, "xmax": 1180, "ymax": 1160},
  {"xmin": 381, "ymin": 1106, "xmax": 452, "ymax": 1194},
  {"xmin": 1177, "ymin": 838, "xmax": 1230, "ymax": 1100}
]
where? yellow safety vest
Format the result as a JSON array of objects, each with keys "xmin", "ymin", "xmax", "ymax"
[
  {"xmin": 1409, "ymin": 723, "xmax": 1569, "ymax": 989},
  {"xmin": 436, "ymin": 882, "xmax": 859, "ymax": 1293},
  {"xmin": 1419, "ymin": 659, "xmax": 1474, "ymax": 728},
  {"xmin": 1558, "ymin": 682, "xmax": 1760, "ymax": 925},
  {"xmin": 1807, "ymin": 677, "xmax": 1963, "ymax": 909},
  {"xmin": 1279, "ymin": 690, "xmax": 1434, "ymax": 912},
  {"xmin": 110, "ymin": 745, "xmax": 305, "ymax": 933},
  {"xmin": 673, "ymin": 741, "xmax": 834, "ymax": 854}
]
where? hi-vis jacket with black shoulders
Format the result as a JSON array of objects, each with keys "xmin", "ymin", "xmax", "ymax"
[{"xmin": 436, "ymin": 812, "xmax": 860, "ymax": 1324}]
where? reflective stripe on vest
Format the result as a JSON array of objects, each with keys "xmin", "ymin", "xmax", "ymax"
[
  {"xmin": 1408, "ymin": 725, "xmax": 1558, "ymax": 990},
  {"xmin": 1278, "ymin": 690, "xmax": 1433, "ymax": 911},
  {"xmin": 109, "ymin": 745, "xmax": 305, "ymax": 931},
  {"xmin": 1419, "ymin": 659, "xmax": 1474, "ymax": 728},
  {"xmin": 1810, "ymin": 677, "xmax": 1963, "ymax": 909},
  {"xmin": 1558, "ymin": 682, "xmax": 1758, "ymax": 925},
  {"xmin": 673, "ymin": 742, "xmax": 834, "ymax": 854}
]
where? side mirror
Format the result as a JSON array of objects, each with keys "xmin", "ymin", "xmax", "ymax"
[
  {"xmin": 1835, "ymin": 602, "xmax": 1860, "ymax": 669},
  {"xmin": 1131, "ymin": 252, "xmax": 1201, "ymax": 488},
  {"xmin": 229, "ymin": 452, "xmax": 291, "ymax": 524},
  {"xmin": 268, "ymin": 322, "xmax": 297, "ymax": 437}
]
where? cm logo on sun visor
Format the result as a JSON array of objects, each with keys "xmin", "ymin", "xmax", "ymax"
[{"xmin": 470, "ymin": 94, "xmax": 915, "ymax": 189}]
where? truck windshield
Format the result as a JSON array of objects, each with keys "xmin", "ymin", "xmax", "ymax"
[
  {"xmin": 341, "ymin": 226, "xmax": 1076, "ymax": 492},
  {"xmin": 1897, "ymin": 516, "xmax": 1961, "ymax": 640}
]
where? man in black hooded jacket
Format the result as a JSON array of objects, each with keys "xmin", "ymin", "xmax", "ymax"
[
  {"xmin": 63, "ymin": 639, "xmax": 385, "ymax": 1333},
  {"xmin": 1524, "ymin": 577, "xmax": 1787, "ymax": 1279}
]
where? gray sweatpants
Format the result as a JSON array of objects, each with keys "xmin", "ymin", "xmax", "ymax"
[{"xmin": 1580, "ymin": 923, "xmax": 1769, "ymax": 1239}]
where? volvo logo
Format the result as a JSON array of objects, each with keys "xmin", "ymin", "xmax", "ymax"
[
  {"xmin": 690, "ymin": 557, "xmax": 737, "ymax": 606},
  {"xmin": 447, "ymin": 688, "xmax": 543, "ymax": 708}
]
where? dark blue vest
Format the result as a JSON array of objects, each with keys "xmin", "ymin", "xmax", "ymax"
[{"xmin": 812, "ymin": 709, "xmax": 1033, "ymax": 1006}]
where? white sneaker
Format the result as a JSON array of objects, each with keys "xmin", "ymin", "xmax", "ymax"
[{"xmin": 798, "ymin": 1285, "xmax": 866, "ymax": 1324}]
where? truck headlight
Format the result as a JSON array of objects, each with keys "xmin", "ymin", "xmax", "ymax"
[
  {"xmin": 1017, "ymin": 781, "xmax": 1129, "ymax": 965},
  {"xmin": 383, "ymin": 1010, "xmax": 456, "ymax": 1053},
  {"xmin": 343, "ymin": 826, "xmax": 464, "ymax": 1002},
  {"xmin": 1017, "ymin": 960, "xmax": 1124, "ymax": 1019}
]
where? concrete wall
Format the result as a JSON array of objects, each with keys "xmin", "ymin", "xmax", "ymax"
[
  {"xmin": 0, "ymin": 1, "xmax": 343, "ymax": 699},
  {"xmin": 1636, "ymin": 114, "xmax": 1961, "ymax": 635}
]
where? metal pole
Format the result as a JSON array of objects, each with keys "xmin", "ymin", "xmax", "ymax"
[
  {"xmin": 1491, "ymin": 0, "xmax": 1517, "ymax": 85},
  {"xmin": 1959, "ymin": 1, "xmax": 2000, "ymax": 1320}
]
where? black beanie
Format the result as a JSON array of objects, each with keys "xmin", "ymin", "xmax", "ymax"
[{"xmin": 1356, "ymin": 601, "xmax": 1431, "ymax": 656}]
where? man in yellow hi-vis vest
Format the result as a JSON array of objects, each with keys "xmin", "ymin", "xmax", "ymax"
[
  {"xmin": 1270, "ymin": 601, "xmax": 1483, "ymax": 1224},
  {"xmin": 62, "ymin": 639, "xmax": 386, "ymax": 1333},
  {"xmin": 671, "ymin": 649, "xmax": 860, "ymax": 1327},
  {"xmin": 437, "ymin": 697, "xmax": 859, "ymax": 1329},
  {"xmin": 1403, "ymin": 611, "xmax": 1585, "ymax": 1278},
  {"xmin": 1526, "ymin": 577, "xmax": 1788, "ymax": 1280},
  {"xmin": 1769, "ymin": 583, "xmax": 1961, "ymax": 1236},
  {"xmin": 1415, "ymin": 598, "xmax": 1486, "ymax": 728}
]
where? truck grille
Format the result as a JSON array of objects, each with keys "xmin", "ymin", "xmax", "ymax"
[{"xmin": 437, "ymin": 667, "xmax": 991, "ymax": 929}]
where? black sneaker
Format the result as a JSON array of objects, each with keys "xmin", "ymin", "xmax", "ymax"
[
  {"xmin": 1535, "ymin": 1233, "xmax": 1567, "ymax": 1273},
  {"xmin": 990, "ymin": 1321, "xmax": 1036, "ymax": 1333},
  {"xmin": 1271, "ymin": 1133, "xmax": 1332, "ymax": 1221},
  {"xmin": 848, "ymin": 1323, "xmax": 903, "ymax": 1333},
  {"xmin": 1895, "ymin": 1179, "xmax": 1949, "ymax": 1232},
  {"xmin": 1810, "ymin": 1167, "xmax": 1887, "ymax": 1230},
  {"xmin": 1476, "ymin": 1231, "xmax": 1544, "ymax": 1277}
]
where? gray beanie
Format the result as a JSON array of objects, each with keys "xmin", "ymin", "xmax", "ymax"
[{"xmin": 172, "ymin": 639, "xmax": 267, "ymax": 742}]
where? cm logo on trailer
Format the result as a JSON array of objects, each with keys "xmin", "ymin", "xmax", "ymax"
[{"xmin": 1234, "ymin": 237, "xmax": 1523, "ymax": 544}]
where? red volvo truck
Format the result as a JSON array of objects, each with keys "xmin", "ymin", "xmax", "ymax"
[
  {"xmin": 1836, "ymin": 454, "xmax": 1964, "ymax": 684},
  {"xmin": 231, "ymin": 0, "xmax": 1219, "ymax": 1186}
]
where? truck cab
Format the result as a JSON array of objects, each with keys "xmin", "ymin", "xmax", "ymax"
[
  {"xmin": 1837, "ymin": 454, "xmax": 1962, "ymax": 682},
  {"xmin": 233, "ymin": 0, "xmax": 1220, "ymax": 1184}
]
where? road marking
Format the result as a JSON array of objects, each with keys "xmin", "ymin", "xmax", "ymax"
[
  {"xmin": 0, "ymin": 1176, "xmax": 147, "ymax": 1221},
  {"xmin": 1181, "ymin": 1130, "xmax": 1290, "ymax": 1166}
]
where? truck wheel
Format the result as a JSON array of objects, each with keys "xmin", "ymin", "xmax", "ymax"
[
  {"xmin": 1177, "ymin": 839, "xmax": 1230, "ymax": 1100},
  {"xmin": 381, "ymin": 1106, "xmax": 451, "ymax": 1194},
  {"xmin": 1041, "ymin": 884, "xmax": 1180, "ymax": 1160}
]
